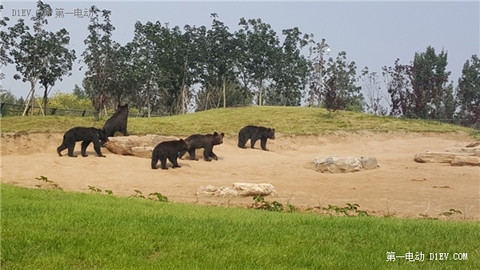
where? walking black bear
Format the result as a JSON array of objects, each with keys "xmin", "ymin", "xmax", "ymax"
[
  {"xmin": 181, "ymin": 132, "xmax": 224, "ymax": 161},
  {"xmin": 238, "ymin": 125, "xmax": 275, "ymax": 150},
  {"xmin": 57, "ymin": 127, "xmax": 108, "ymax": 157},
  {"xmin": 151, "ymin": 139, "xmax": 189, "ymax": 170}
]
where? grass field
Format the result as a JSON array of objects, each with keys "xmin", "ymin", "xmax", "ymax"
[
  {"xmin": 2, "ymin": 184, "xmax": 479, "ymax": 269},
  {"xmin": 2, "ymin": 106, "xmax": 479, "ymax": 269},
  {"xmin": 1, "ymin": 106, "xmax": 477, "ymax": 136}
]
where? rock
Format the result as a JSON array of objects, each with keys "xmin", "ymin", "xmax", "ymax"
[
  {"xmin": 313, "ymin": 156, "xmax": 378, "ymax": 173},
  {"xmin": 105, "ymin": 135, "xmax": 180, "ymax": 155},
  {"xmin": 131, "ymin": 146, "xmax": 154, "ymax": 159},
  {"xmin": 451, "ymin": 156, "xmax": 480, "ymax": 166},
  {"xmin": 413, "ymin": 152, "xmax": 460, "ymax": 163},
  {"xmin": 197, "ymin": 183, "xmax": 277, "ymax": 197},
  {"xmin": 414, "ymin": 143, "xmax": 480, "ymax": 166}
]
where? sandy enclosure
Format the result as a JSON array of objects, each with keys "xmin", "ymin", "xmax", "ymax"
[{"xmin": 1, "ymin": 131, "xmax": 479, "ymax": 220}]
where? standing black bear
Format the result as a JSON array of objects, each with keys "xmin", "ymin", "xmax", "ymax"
[
  {"xmin": 57, "ymin": 127, "xmax": 108, "ymax": 157},
  {"xmin": 238, "ymin": 125, "xmax": 275, "ymax": 150},
  {"xmin": 181, "ymin": 132, "xmax": 224, "ymax": 161},
  {"xmin": 102, "ymin": 104, "xmax": 129, "ymax": 144},
  {"xmin": 151, "ymin": 139, "xmax": 189, "ymax": 170}
]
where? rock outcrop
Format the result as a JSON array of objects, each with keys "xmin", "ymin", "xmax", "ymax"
[
  {"xmin": 197, "ymin": 183, "xmax": 277, "ymax": 197},
  {"xmin": 312, "ymin": 156, "xmax": 378, "ymax": 173},
  {"xmin": 414, "ymin": 143, "xmax": 480, "ymax": 166}
]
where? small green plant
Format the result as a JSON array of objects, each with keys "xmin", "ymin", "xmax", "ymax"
[
  {"xmin": 149, "ymin": 192, "xmax": 169, "ymax": 202},
  {"xmin": 35, "ymin": 176, "xmax": 63, "ymax": 190},
  {"xmin": 322, "ymin": 203, "xmax": 369, "ymax": 217},
  {"xmin": 252, "ymin": 195, "xmax": 284, "ymax": 212},
  {"xmin": 131, "ymin": 190, "xmax": 145, "ymax": 199},
  {"xmin": 439, "ymin": 208, "xmax": 462, "ymax": 217},
  {"xmin": 88, "ymin": 186, "xmax": 102, "ymax": 193},
  {"xmin": 87, "ymin": 186, "xmax": 113, "ymax": 195},
  {"xmin": 35, "ymin": 176, "xmax": 53, "ymax": 183}
]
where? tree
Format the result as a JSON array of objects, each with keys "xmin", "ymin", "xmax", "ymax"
[
  {"xmin": 383, "ymin": 47, "xmax": 455, "ymax": 119},
  {"xmin": 457, "ymin": 55, "xmax": 480, "ymax": 127},
  {"xmin": 265, "ymin": 27, "xmax": 313, "ymax": 106},
  {"xmin": 82, "ymin": 5, "xmax": 116, "ymax": 118},
  {"xmin": 361, "ymin": 69, "xmax": 388, "ymax": 115},
  {"xmin": 322, "ymin": 51, "xmax": 363, "ymax": 112},
  {"xmin": 7, "ymin": 1, "xmax": 75, "ymax": 116},
  {"xmin": 0, "ymin": 5, "xmax": 12, "ymax": 80},
  {"xmin": 382, "ymin": 58, "xmax": 413, "ymax": 117},
  {"xmin": 410, "ymin": 46, "xmax": 454, "ymax": 119},
  {"xmin": 236, "ymin": 18, "xmax": 280, "ymax": 106}
]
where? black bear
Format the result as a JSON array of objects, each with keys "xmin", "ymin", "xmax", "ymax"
[
  {"xmin": 181, "ymin": 132, "xmax": 224, "ymax": 161},
  {"xmin": 102, "ymin": 104, "xmax": 129, "ymax": 144},
  {"xmin": 57, "ymin": 127, "xmax": 108, "ymax": 157},
  {"xmin": 238, "ymin": 125, "xmax": 275, "ymax": 150},
  {"xmin": 151, "ymin": 139, "xmax": 189, "ymax": 170}
]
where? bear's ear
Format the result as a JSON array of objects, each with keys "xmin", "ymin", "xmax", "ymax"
[
  {"xmin": 213, "ymin": 132, "xmax": 218, "ymax": 136},
  {"xmin": 221, "ymin": 133, "xmax": 225, "ymax": 137}
]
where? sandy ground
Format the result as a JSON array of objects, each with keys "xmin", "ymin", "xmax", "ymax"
[{"xmin": 1, "ymin": 131, "xmax": 479, "ymax": 220}]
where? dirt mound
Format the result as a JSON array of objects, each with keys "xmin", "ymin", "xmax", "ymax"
[{"xmin": 1, "ymin": 131, "xmax": 478, "ymax": 220}]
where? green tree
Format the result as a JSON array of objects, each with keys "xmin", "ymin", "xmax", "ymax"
[
  {"xmin": 48, "ymin": 91, "xmax": 93, "ymax": 110},
  {"xmin": 82, "ymin": 5, "xmax": 116, "ymax": 118},
  {"xmin": 457, "ymin": 55, "xmax": 480, "ymax": 127},
  {"xmin": 0, "ymin": 5, "xmax": 12, "ymax": 80},
  {"xmin": 322, "ymin": 51, "xmax": 363, "ymax": 112},
  {"xmin": 7, "ymin": 1, "xmax": 75, "ymax": 116},
  {"xmin": 410, "ymin": 46, "xmax": 454, "ymax": 119},
  {"xmin": 72, "ymin": 84, "xmax": 88, "ymax": 99},
  {"xmin": 265, "ymin": 27, "xmax": 313, "ymax": 106},
  {"xmin": 236, "ymin": 18, "xmax": 279, "ymax": 106},
  {"xmin": 382, "ymin": 58, "xmax": 413, "ymax": 117}
]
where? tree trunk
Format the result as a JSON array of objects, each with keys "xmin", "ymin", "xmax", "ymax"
[
  {"xmin": 258, "ymin": 79, "xmax": 263, "ymax": 106},
  {"xmin": 22, "ymin": 80, "xmax": 37, "ymax": 116},
  {"xmin": 222, "ymin": 76, "xmax": 226, "ymax": 108}
]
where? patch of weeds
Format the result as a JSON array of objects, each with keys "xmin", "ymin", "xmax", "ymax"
[
  {"xmin": 131, "ymin": 190, "xmax": 146, "ymax": 199},
  {"xmin": 131, "ymin": 190, "xmax": 169, "ymax": 202},
  {"xmin": 252, "ymin": 195, "xmax": 284, "ymax": 212},
  {"xmin": 439, "ymin": 209, "xmax": 462, "ymax": 217},
  {"xmin": 35, "ymin": 176, "xmax": 63, "ymax": 191},
  {"xmin": 88, "ymin": 186, "xmax": 114, "ymax": 195},
  {"xmin": 149, "ymin": 192, "xmax": 169, "ymax": 202},
  {"xmin": 88, "ymin": 186, "xmax": 102, "ymax": 193},
  {"xmin": 322, "ymin": 203, "xmax": 370, "ymax": 217}
]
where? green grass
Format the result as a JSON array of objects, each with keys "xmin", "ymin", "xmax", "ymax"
[
  {"xmin": 1, "ymin": 106, "xmax": 477, "ymax": 136},
  {"xmin": 2, "ymin": 184, "xmax": 479, "ymax": 269}
]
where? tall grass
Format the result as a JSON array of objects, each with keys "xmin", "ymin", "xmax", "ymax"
[
  {"xmin": 1, "ymin": 106, "xmax": 476, "ymax": 136},
  {"xmin": 2, "ymin": 184, "xmax": 479, "ymax": 269}
]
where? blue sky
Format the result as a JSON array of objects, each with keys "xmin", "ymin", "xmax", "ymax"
[{"xmin": 2, "ymin": 0, "xmax": 479, "ymax": 100}]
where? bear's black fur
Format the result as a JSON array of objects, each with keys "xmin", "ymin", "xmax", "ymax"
[
  {"xmin": 181, "ymin": 132, "xmax": 224, "ymax": 161},
  {"xmin": 151, "ymin": 139, "xmax": 189, "ymax": 170},
  {"xmin": 102, "ymin": 104, "xmax": 129, "ymax": 144},
  {"xmin": 57, "ymin": 127, "xmax": 108, "ymax": 157},
  {"xmin": 238, "ymin": 125, "xmax": 275, "ymax": 150}
]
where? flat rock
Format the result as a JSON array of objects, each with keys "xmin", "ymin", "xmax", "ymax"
[
  {"xmin": 197, "ymin": 183, "xmax": 277, "ymax": 197},
  {"xmin": 105, "ymin": 135, "xmax": 180, "ymax": 155},
  {"xmin": 313, "ymin": 156, "xmax": 378, "ymax": 173}
]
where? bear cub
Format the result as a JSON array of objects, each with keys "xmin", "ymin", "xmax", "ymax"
[
  {"xmin": 238, "ymin": 125, "xmax": 275, "ymax": 151},
  {"xmin": 57, "ymin": 127, "xmax": 108, "ymax": 157},
  {"xmin": 151, "ymin": 139, "xmax": 189, "ymax": 170},
  {"xmin": 181, "ymin": 132, "xmax": 224, "ymax": 161},
  {"xmin": 102, "ymin": 104, "xmax": 129, "ymax": 144}
]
